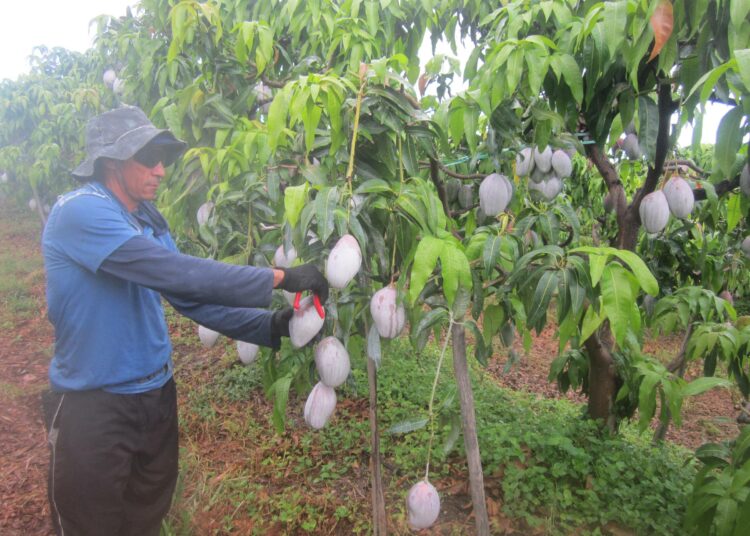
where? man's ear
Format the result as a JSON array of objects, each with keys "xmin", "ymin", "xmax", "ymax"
[
  {"xmin": 101, "ymin": 159, "xmax": 118, "ymax": 172},
  {"xmin": 100, "ymin": 158, "xmax": 123, "ymax": 180}
]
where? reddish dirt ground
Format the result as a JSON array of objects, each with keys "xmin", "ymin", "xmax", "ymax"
[
  {"xmin": 0, "ymin": 203, "xmax": 743, "ymax": 535},
  {"xmin": 486, "ymin": 322, "xmax": 743, "ymax": 450}
]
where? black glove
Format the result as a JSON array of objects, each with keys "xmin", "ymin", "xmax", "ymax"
[
  {"xmin": 270, "ymin": 308, "xmax": 293, "ymax": 338},
  {"xmin": 279, "ymin": 264, "xmax": 329, "ymax": 303}
]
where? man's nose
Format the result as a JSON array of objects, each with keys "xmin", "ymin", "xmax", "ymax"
[{"xmin": 153, "ymin": 162, "xmax": 165, "ymax": 178}]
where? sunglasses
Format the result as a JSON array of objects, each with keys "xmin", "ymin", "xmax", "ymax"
[{"xmin": 133, "ymin": 146, "xmax": 167, "ymax": 168}]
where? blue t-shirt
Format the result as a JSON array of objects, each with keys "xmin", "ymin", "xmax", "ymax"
[{"xmin": 43, "ymin": 183, "xmax": 174, "ymax": 394}]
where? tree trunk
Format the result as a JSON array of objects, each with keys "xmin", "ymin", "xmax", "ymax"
[
  {"xmin": 367, "ymin": 355, "xmax": 387, "ymax": 535},
  {"xmin": 653, "ymin": 324, "xmax": 693, "ymax": 443},
  {"xmin": 584, "ymin": 330, "xmax": 618, "ymax": 431},
  {"xmin": 451, "ymin": 322, "xmax": 490, "ymax": 535},
  {"xmin": 579, "ymin": 80, "xmax": 676, "ymax": 430},
  {"xmin": 29, "ymin": 182, "xmax": 47, "ymax": 227}
]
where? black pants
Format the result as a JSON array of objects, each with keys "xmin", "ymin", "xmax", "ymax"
[{"xmin": 43, "ymin": 379, "xmax": 179, "ymax": 536}]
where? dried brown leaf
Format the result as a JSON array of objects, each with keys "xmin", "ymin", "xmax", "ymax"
[{"xmin": 649, "ymin": 0, "xmax": 674, "ymax": 62}]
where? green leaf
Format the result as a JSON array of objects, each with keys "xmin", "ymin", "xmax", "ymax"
[
  {"xmin": 439, "ymin": 242, "xmax": 472, "ymax": 307},
  {"xmin": 162, "ymin": 103, "xmax": 185, "ymax": 141},
  {"xmin": 714, "ymin": 106, "xmax": 744, "ymax": 178},
  {"xmin": 589, "ymin": 252, "xmax": 608, "ymax": 287},
  {"xmin": 524, "ymin": 49, "xmax": 545, "ymax": 96},
  {"xmin": 396, "ymin": 192, "xmax": 430, "ymax": 232},
  {"xmin": 715, "ymin": 497, "xmax": 738, "ymax": 536},
  {"xmin": 607, "ymin": 249, "xmax": 659, "ymax": 296},
  {"xmin": 727, "ymin": 194, "xmax": 743, "ymax": 232},
  {"xmin": 735, "ymin": 49, "xmax": 750, "ymax": 91},
  {"xmin": 327, "ymin": 89, "xmax": 343, "ymax": 153},
  {"xmin": 355, "ymin": 179, "xmax": 393, "ymax": 194},
  {"xmin": 256, "ymin": 26, "xmax": 274, "ymax": 74},
  {"xmin": 638, "ymin": 95, "xmax": 659, "ymax": 162},
  {"xmin": 284, "ymin": 183, "xmax": 308, "ymax": 228},
  {"xmin": 571, "ymin": 246, "xmax": 658, "ymax": 296},
  {"xmin": 448, "ymin": 105, "xmax": 464, "ymax": 147},
  {"xmin": 695, "ymin": 442, "xmax": 731, "ymax": 466},
  {"xmin": 682, "ymin": 376, "xmax": 731, "ymax": 397},
  {"xmin": 600, "ymin": 264, "xmax": 636, "ymax": 346},
  {"xmin": 482, "ymin": 235, "xmax": 503, "ymax": 279},
  {"xmin": 557, "ymin": 311, "xmax": 579, "ymax": 354},
  {"xmin": 686, "ymin": 60, "xmax": 734, "ymax": 104},
  {"xmin": 347, "ymin": 213, "xmax": 368, "ymax": 253},
  {"xmin": 505, "ymin": 48, "xmax": 524, "ymax": 100},
  {"xmin": 402, "ymin": 136, "xmax": 419, "ymax": 177},
  {"xmin": 482, "ymin": 304, "xmax": 505, "ymax": 343},
  {"xmin": 637, "ymin": 370, "xmax": 661, "ymax": 431},
  {"xmin": 270, "ymin": 375, "xmax": 292, "ymax": 433},
  {"xmin": 267, "ymin": 89, "xmax": 290, "ymax": 152},
  {"xmin": 602, "ymin": 1, "xmax": 627, "ymax": 59},
  {"xmin": 580, "ymin": 304, "xmax": 604, "ymax": 343},
  {"xmin": 557, "ymin": 267, "xmax": 572, "ymax": 320},
  {"xmin": 452, "ymin": 286, "xmax": 472, "ymax": 320},
  {"xmin": 408, "ymin": 236, "xmax": 443, "ymax": 305},
  {"xmin": 387, "ymin": 419, "xmax": 428, "ymax": 434},
  {"xmin": 527, "ymin": 270, "xmax": 559, "ymax": 331},
  {"xmin": 463, "ymin": 105, "xmax": 478, "ymax": 152},
  {"xmin": 315, "ymin": 186, "xmax": 338, "ymax": 242},
  {"xmin": 557, "ymin": 53, "xmax": 583, "ymax": 104},
  {"xmin": 730, "ymin": 3, "xmax": 750, "ymax": 34},
  {"xmin": 465, "ymin": 319, "xmax": 490, "ymax": 366},
  {"xmin": 465, "ymin": 232, "xmax": 488, "ymax": 261},
  {"xmin": 367, "ymin": 325, "xmax": 381, "ymax": 368},
  {"xmin": 302, "ymin": 101, "xmax": 322, "ymax": 155},
  {"xmin": 412, "ymin": 308, "xmax": 448, "ymax": 352}
]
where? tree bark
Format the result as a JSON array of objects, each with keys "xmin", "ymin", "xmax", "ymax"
[
  {"xmin": 582, "ymin": 80, "xmax": 677, "ymax": 429},
  {"xmin": 428, "ymin": 157, "xmax": 450, "ymax": 217},
  {"xmin": 653, "ymin": 324, "xmax": 693, "ymax": 443},
  {"xmin": 451, "ymin": 323, "xmax": 490, "ymax": 535},
  {"xmin": 29, "ymin": 182, "xmax": 47, "ymax": 227},
  {"xmin": 583, "ymin": 330, "xmax": 618, "ymax": 431},
  {"xmin": 367, "ymin": 349, "xmax": 387, "ymax": 535}
]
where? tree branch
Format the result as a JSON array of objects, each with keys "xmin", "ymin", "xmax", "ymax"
[
  {"xmin": 653, "ymin": 324, "xmax": 693, "ymax": 443},
  {"xmin": 663, "ymin": 159, "xmax": 706, "ymax": 176},
  {"xmin": 420, "ymin": 160, "xmax": 485, "ymax": 180},
  {"xmin": 429, "ymin": 157, "xmax": 451, "ymax": 217},
  {"xmin": 585, "ymin": 144, "xmax": 628, "ymax": 229},
  {"xmin": 693, "ymin": 176, "xmax": 740, "ymax": 201},
  {"xmin": 449, "ymin": 204, "xmax": 479, "ymax": 217},
  {"xmin": 260, "ymin": 74, "xmax": 286, "ymax": 89},
  {"xmin": 632, "ymin": 81, "xmax": 675, "ymax": 207}
]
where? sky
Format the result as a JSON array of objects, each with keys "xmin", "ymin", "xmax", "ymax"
[
  {"xmin": 0, "ymin": 1, "xmax": 136, "ymax": 81},
  {"xmin": 0, "ymin": 0, "xmax": 728, "ymax": 147}
]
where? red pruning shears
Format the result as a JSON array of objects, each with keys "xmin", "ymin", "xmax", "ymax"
[{"xmin": 293, "ymin": 292, "xmax": 325, "ymax": 318}]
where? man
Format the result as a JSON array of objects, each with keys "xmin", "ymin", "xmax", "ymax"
[{"xmin": 41, "ymin": 105, "xmax": 327, "ymax": 535}]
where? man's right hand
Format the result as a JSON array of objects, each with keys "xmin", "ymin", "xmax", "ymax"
[{"xmin": 278, "ymin": 264, "xmax": 329, "ymax": 303}]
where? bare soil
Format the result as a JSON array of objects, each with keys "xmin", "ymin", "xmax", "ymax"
[{"xmin": 0, "ymin": 202, "xmax": 742, "ymax": 535}]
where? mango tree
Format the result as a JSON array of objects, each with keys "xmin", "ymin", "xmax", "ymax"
[
  {"xmin": 2, "ymin": 0, "xmax": 750, "ymax": 533},
  {"xmin": 91, "ymin": 1, "xmax": 495, "ymax": 531},
  {"xmin": 434, "ymin": 0, "xmax": 750, "ymax": 429},
  {"xmin": 0, "ymin": 46, "xmax": 113, "ymax": 224}
]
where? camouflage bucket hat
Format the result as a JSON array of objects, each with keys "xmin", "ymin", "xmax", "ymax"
[{"xmin": 72, "ymin": 105, "xmax": 187, "ymax": 181}]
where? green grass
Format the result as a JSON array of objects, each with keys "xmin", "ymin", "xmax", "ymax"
[
  {"xmin": 0, "ymin": 204, "xmax": 44, "ymax": 324},
  {"xmin": 164, "ymin": 335, "xmax": 696, "ymax": 535}
]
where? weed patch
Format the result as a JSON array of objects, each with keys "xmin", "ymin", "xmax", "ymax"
[{"xmin": 166, "ymin": 335, "xmax": 696, "ymax": 534}]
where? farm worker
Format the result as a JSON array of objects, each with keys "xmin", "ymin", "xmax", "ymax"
[{"xmin": 40, "ymin": 105, "xmax": 328, "ymax": 536}]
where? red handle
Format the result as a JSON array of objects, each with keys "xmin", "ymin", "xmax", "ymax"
[
  {"xmin": 313, "ymin": 294, "xmax": 325, "ymax": 318},
  {"xmin": 293, "ymin": 292, "xmax": 324, "ymax": 318}
]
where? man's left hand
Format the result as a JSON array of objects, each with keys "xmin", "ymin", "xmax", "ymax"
[{"xmin": 271, "ymin": 308, "xmax": 293, "ymax": 338}]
